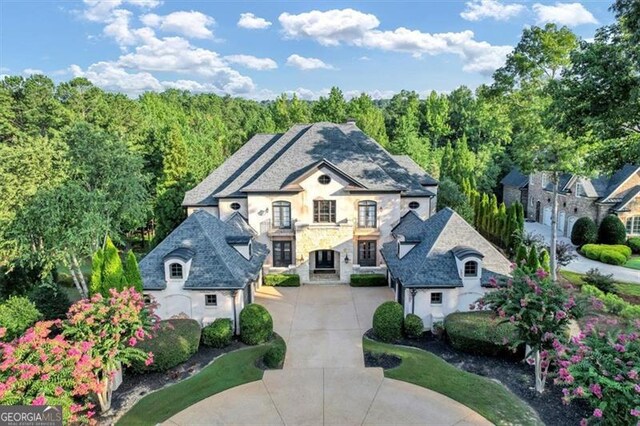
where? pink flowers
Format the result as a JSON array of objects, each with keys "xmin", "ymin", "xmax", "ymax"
[
  {"xmin": 144, "ymin": 352, "xmax": 154, "ymax": 366},
  {"xmin": 593, "ymin": 408, "xmax": 603, "ymax": 418},
  {"xmin": 589, "ymin": 383, "xmax": 603, "ymax": 399},
  {"xmin": 555, "ymin": 310, "xmax": 567, "ymax": 321},
  {"xmin": 128, "ymin": 337, "xmax": 137, "ymax": 347},
  {"xmin": 31, "ymin": 395, "xmax": 47, "ymax": 406}
]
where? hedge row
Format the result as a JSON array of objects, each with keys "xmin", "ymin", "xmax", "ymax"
[
  {"xmin": 350, "ymin": 274, "xmax": 387, "ymax": 287},
  {"xmin": 627, "ymin": 237, "xmax": 640, "ymax": 254},
  {"xmin": 263, "ymin": 274, "xmax": 300, "ymax": 287},
  {"xmin": 581, "ymin": 285, "xmax": 640, "ymax": 319},
  {"xmin": 444, "ymin": 311, "xmax": 520, "ymax": 357},
  {"xmin": 130, "ymin": 319, "xmax": 201, "ymax": 373},
  {"xmin": 581, "ymin": 244, "xmax": 631, "ymax": 266},
  {"xmin": 202, "ymin": 318, "xmax": 233, "ymax": 348}
]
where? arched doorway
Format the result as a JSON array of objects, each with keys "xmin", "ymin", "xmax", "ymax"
[{"xmin": 309, "ymin": 250, "xmax": 340, "ymax": 281}]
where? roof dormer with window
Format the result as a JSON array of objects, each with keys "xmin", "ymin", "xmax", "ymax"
[
  {"xmin": 451, "ymin": 246, "xmax": 483, "ymax": 281},
  {"xmin": 163, "ymin": 247, "xmax": 195, "ymax": 284}
]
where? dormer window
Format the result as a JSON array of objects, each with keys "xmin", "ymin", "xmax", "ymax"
[
  {"xmin": 230, "ymin": 202, "xmax": 241, "ymax": 211},
  {"xmin": 170, "ymin": 263, "xmax": 183, "ymax": 279},
  {"xmin": 408, "ymin": 201, "xmax": 420, "ymax": 210},
  {"xmin": 464, "ymin": 261, "xmax": 478, "ymax": 277}
]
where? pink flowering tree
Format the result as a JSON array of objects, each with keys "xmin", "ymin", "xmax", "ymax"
[
  {"xmin": 555, "ymin": 320, "xmax": 640, "ymax": 426},
  {"xmin": 62, "ymin": 287, "xmax": 156, "ymax": 411},
  {"xmin": 0, "ymin": 321, "xmax": 101, "ymax": 424},
  {"xmin": 478, "ymin": 266, "xmax": 578, "ymax": 393}
]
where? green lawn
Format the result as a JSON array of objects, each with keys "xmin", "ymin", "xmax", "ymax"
[
  {"xmin": 117, "ymin": 337, "xmax": 283, "ymax": 425},
  {"xmin": 624, "ymin": 256, "xmax": 640, "ymax": 270},
  {"xmin": 363, "ymin": 338, "xmax": 542, "ymax": 426},
  {"xmin": 559, "ymin": 270, "xmax": 640, "ymax": 300}
]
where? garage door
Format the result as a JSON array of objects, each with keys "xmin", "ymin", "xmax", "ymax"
[
  {"xmin": 558, "ymin": 211, "xmax": 566, "ymax": 234},
  {"xmin": 567, "ymin": 216, "xmax": 577, "ymax": 239},
  {"xmin": 543, "ymin": 207, "xmax": 552, "ymax": 226}
]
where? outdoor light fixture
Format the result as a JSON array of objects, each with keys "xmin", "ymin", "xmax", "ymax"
[
  {"xmin": 298, "ymin": 254, "xmax": 304, "ymax": 262},
  {"xmin": 345, "ymin": 254, "xmax": 350, "ymax": 264}
]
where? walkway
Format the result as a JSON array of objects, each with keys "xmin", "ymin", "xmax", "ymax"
[
  {"xmin": 524, "ymin": 222, "xmax": 640, "ymax": 283},
  {"xmin": 165, "ymin": 285, "xmax": 491, "ymax": 425}
]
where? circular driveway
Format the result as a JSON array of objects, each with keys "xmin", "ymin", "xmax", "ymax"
[{"xmin": 164, "ymin": 285, "xmax": 491, "ymax": 426}]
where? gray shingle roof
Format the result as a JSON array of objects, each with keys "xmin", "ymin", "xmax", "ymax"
[
  {"xmin": 391, "ymin": 155, "xmax": 439, "ymax": 186},
  {"xmin": 613, "ymin": 185, "xmax": 640, "ymax": 212},
  {"xmin": 500, "ymin": 169, "xmax": 528, "ymax": 188},
  {"xmin": 140, "ymin": 210, "xmax": 267, "ymax": 290},
  {"xmin": 183, "ymin": 122, "xmax": 436, "ymax": 206},
  {"xmin": 381, "ymin": 207, "xmax": 512, "ymax": 288},
  {"xmin": 391, "ymin": 211, "xmax": 425, "ymax": 241},
  {"xmin": 225, "ymin": 212, "xmax": 257, "ymax": 236},
  {"xmin": 601, "ymin": 164, "xmax": 640, "ymax": 201}
]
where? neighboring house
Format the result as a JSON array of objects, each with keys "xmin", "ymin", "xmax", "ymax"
[
  {"xmin": 381, "ymin": 208, "xmax": 512, "ymax": 330},
  {"xmin": 139, "ymin": 209, "xmax": 267, "ymax": 329},
  {"xmin": 502, "ymin": 165, "xmax": 640, "ymax": 238},
  {"xmin": 181, "ymin": 121, "xmax": 438, "ymax": 284},
  {"xmin": 500, "ymin": 168, "xmax": 529, "ymax": 207}
]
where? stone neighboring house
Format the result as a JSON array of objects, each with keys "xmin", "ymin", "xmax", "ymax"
[
  {"xmin": 181, "ymin": 121, "xmax": 438, "ymax": 285},
  {"xmin": 381, "ymin": 208, "xmax": 512, "ymax": 330},
  {"xmin": 500, "ymin": 168, "xmax": 529, "ymax": 207},
  {"xmin": 502, "ymin": 165, "xmax": 640, "ymax": 238},
  {"xmin": 139, "ymin": 209, "xmax": 267, "ymax": 330}
]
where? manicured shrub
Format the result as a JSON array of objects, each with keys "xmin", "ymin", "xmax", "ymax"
[
  {"xmin": 239, "ymin": 304, "xmax": 273, "ymax": 345},
  {"xmin": 372, "ymin": 301, "xmax": 403, "ymax": 342},
  {"xmin": 515, "ymin": 244, "xmax": 528, "ymax": 266},
  {"xmin": 597, "ymin": 214, "xmax": 627, "ymax": 245},
  {"xmin": 570, "ymin": 217, "xmax": 597, "ymax": 246},
  {"xmin": 350, "ymin": 274, "xmax": 387, "ymax": 287},
  {"xmin": 0, "ymin": 296, "xmax": 41, "ymax": 341},
  {"xmin": 582, "ymin": 285, "xmax": 629, "ymax": 316},
  {"xmin": 27, "ymin": 283, "xmax": 71, "ymax": 320},
  {"xmin": 444, "ymin": 311, "xmax": 520, "ymax": 357},
  {"xmin": 599, "ymin": 250, "xmax": 626, "ymax": 266},
  {"xmin": 626, "ymin": 236, "xmax": 640, "ymax": 254},
  {"xmin": 202, "ymin": 318, "xmax": 233, "ymax": 348},
  {"xmin": 581, "ymin": 244, "xmax": 631, "ymax": 264},
  {"xmin": 130, "ymin": 319, "xmax": 201, "ymax": 373},
  {"xmin": 263, "ymin": 339, "xmax": 286, "ymax": 369},
  {"xmin": 263, "ymin": 274, "xmax": 300, "ymax": 287},
  {"xmin": 583, "ymin": 268, "xmax": 615, "ymax": 294},
  {"xmin": 527, "ymin": 245, "xmax": 540, "ymax": 271},
  {"xmin": 403, "ymin": 314, "xmax": 424, "ymax": 339}
]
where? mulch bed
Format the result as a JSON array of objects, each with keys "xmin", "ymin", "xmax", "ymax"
[
  {"xmin": 100, "ymin": 339, "xmax": 247, "ymax": 425},
  {"xmin": 364, "ymin": 351, "xmax": 402, "ymax": 370},
  {"xmin": 365, "ymin": 329, "xmax": 591, "ymax": 426}
]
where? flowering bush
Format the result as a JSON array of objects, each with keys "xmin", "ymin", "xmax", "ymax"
[
  {"xmin": 62, "ymin": 287, "xmax": 156, "ymax": 411},
  {"xmin": 0, "ymin": 321, "xmax": 101, "ymax": 424},
  {"xmin": 555, "ymin": 321, "xmax": 640, "ymax": 426},
  {"xmin": 477, "ymin": 266, "xmax": 578, "ymax": 392}
]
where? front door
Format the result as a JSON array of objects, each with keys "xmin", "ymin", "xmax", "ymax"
[{"xmin": 315, "ymin": 250, "xmax": 334, "ymax": 269}]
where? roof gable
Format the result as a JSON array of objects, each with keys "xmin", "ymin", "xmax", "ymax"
[{"xmin": 501, "ymin": 169, "xmax": 528, "ymax": 188}]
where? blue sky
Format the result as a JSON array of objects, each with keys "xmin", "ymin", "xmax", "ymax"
[{"xmin": 0, "ymin": 1, "xmax": 613, "ymax": 99}]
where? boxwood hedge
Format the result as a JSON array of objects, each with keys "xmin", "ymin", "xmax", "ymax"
[
  {"xmin": 263, "ymin": 274, "xmax": 300, "ymax": 287},
  {"xmin": 130, "ymin": 319, "xmax": 201, "ymax": 373},
  {"xmin": 372, "ymin": 301, "xmax": 404, "ymax": 342},
  {"xmin": 581, "ymin": 244, "xmax": 631, "ymax": 265},
  {"xmin": 239, "ymin": 304, "xmax": 273, "ymax": 345},
  {"xmin": 350, "ymin": 274, "xmax": 387, "ymax": 287},
  {"xmin": 444, "ymin": 311, "xmax": 521, "ymax": 357},
  {"xmin": 202, "ymin": 318, "xmax": 233, "ymax": 348}
]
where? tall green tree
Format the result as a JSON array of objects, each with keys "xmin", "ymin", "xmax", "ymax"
[
  {"xmin": 347, "ymin": 93, "xmax": 388, "ymax": 145},
  {"xmin": 123, "ymin": 250, "xmax": 143, "ymax": 293},
  {"xmin": 312, "ymin": 87, "xmax": 346, "ymax": 123}
]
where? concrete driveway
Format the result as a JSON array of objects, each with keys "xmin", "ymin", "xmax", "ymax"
[
  {"xmin": 525, "ymin": 222, "xmax": 640, "ymax": 283},
  {"xmin": 165, "ymin": 285, "xmax": 491, "ymax": 426}
]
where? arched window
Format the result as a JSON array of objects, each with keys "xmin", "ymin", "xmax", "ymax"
[
  {"xmin": 408, "ymin": 201, "xmax": 420, "ymax": 210},
  {"xmin": 230, "ymin": 202, "xmax": 241, "ymax": 211},
  {"xmin": 169, "ymin": 263, "xmax": 183, "ymax": 279},
  {"xmin": 272, "ymin": 201, "xmax": 291, "ymax": 229},
  {"xmin": 626, "ymin": 216, "xmax": 640, "ymax": 235},
  {"xmin": 358, "ymin": 200, "xmax": 377, "ymax": 228},
  {"xmin": 464, "ymin": 261, "xmax": 478, "ymax": 277}
]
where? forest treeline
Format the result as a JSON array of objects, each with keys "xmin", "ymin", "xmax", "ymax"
[{"xmin": 0, "ymin": 0, "xmax": 638, "ymax": 293}]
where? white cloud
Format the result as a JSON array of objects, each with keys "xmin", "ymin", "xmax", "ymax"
[
  {"xmin": 278, "ymin": 9, "xmax": 511, "ymax": 74},
  {"xmin": 279, "ymin": 9, "xmax": 380, "ymax": 46},
  {"xmin": 359, "ymin": 56, "xmax": 371, "ymax": 61},
  {"xmin": 237, "ymin": 13, "xmax": 272, "ymax": 29},
  {"xmin": 141, "ymin": 11, "xmax": 215, "ymax": 39},
  {"xmin": 82, "ymin": 0, "xmax": 160, "ymax": 22},
  {"xmin": 286, "ymin": 54, "xmax": 334, "ymax": 71},
  {"xmin": 225, "ymin": 55, "xmax": 277, "ymax": 70},
  {"xmin": 22, "ymin": 68, "xmax": 44, "ymax": 75},
  {"xmin": 533, "ymin": 3, "xmax": 598, "ymax": 27},
  {"xmin": 460, "ymin": 0, "xmax": 526, "ymax": 21},
  {"xmin": 70, "ymin": 62, "xmax": 163, "ymax": 95}
]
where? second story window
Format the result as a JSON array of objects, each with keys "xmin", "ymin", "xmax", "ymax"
[
  {"xmin": 464, "ymin": 261, "xmax": 478, "ymax": 277},
  {"xmin": 169, "ymin": 263, "xmax": 183, "ymax": 279},
  {"xmin": 358, "ymin": 201, "xmax": 377, "ymax": 228},
  {"xmin": 313, "ymin": 200, "xmax": 336, "ymax": 223},
  {"xmin": 272, "ymin": 201, "xmax": 291, "ymax": 229}
]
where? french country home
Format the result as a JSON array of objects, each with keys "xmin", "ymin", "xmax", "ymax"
[{"xmin": 141, "ymin": 121, "xmax": 511, "ymax": 329}]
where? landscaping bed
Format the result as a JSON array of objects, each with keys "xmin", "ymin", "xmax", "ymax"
[
  {"xmin": 363, "ymin": 350, "xmax": 402, "ymax": 369},
  {"xmin": 364, "ymin": 329, "xmax": 590, "ymax": 426}
]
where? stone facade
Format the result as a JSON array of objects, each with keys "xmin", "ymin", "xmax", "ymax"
[{"xmin": 503, "ymin": 185, "xmax": 526, "ymax": 207}]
